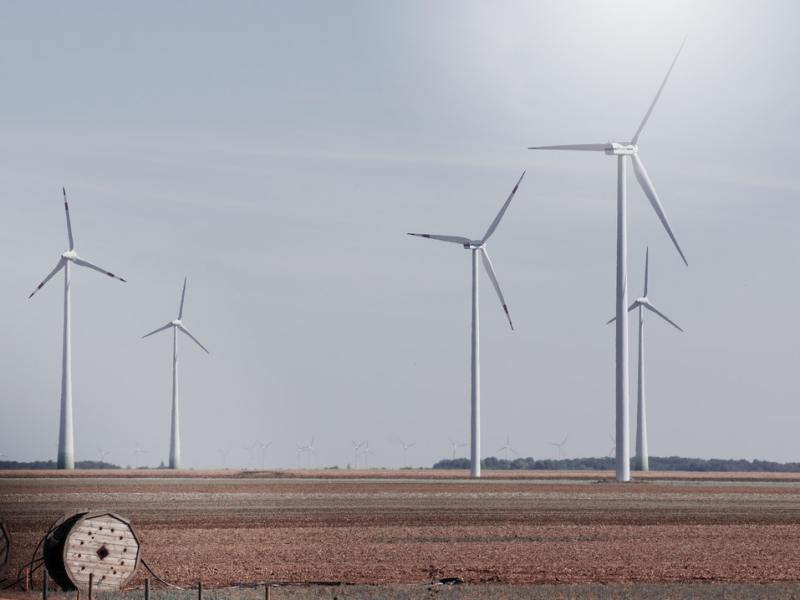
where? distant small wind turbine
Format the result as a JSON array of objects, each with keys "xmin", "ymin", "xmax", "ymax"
[
  {"xmin": 297, "ymin": 438, "xmax": 315, "ymax": 468},
  {"xmin": 448, "ymin": 438, "xmax": 467, "ymax": 460},
  {"xmin": 218, "ymin": 447, "xmax": 231, "ymax": 469},
  {"xmin": 244, "ymin": 443, "xmax": 258, "ymax": 470},
  {"xmin": 409, "ymin": 171, "xmax": 525, "ymax": 478},
  {"xmin": 530, "ymin": 40, "xmax": 688, "ymax": 482},
  {"xmin": 142, "ymin": 278, "xmax": 210, "ymax": 470},
  {"xmin": 399, "ymin": 440, "xmax": 416, "ymax": 468},
  {"xmin": 257, "ymin": 441, "xmax": 272, "ymax": 469},
  {"xmin": 496, "ymin": 435, "xmax": 517, "ymax": 462},
  {"xmin": 351, "ymin": 440, "xmax": 366, "ymax": 468},
  {"xmin": 608, "ymin": 248, "xmax": 682, "ymax": 471},
  {"xmin": 28, "ymin": 188, "xmax": 127, "ymax": 469},
  {"xmin": 98, "ymin": 448, "xmax": 111, "ymax": 464},
  {"xmin": 549, "ymin": 436, "xmax": 569, "ymax": 460},
  {"xmin": 131, "ymin": 443, "xmax": 148, "ymax": 467},
  {"xmin": 361, "ymin": 441, "xmax": 374, "ymax": 469}
]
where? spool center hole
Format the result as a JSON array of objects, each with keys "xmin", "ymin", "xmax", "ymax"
[{"xmin": 96, "ymin": 545, "xmax": 110, "ymax": 560}]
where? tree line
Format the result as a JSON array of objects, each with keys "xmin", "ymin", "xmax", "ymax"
[{"xmin": 433, "ymin": 456, "xmax": 800, "ymax": 472}]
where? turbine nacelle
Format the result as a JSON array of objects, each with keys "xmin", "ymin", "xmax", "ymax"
[
  {"xmin": 171, "ymin": 319, "xmax": 182, "ymax": 327},
  {"xmin": 463, "ymin": 241, "xmax": 485, "ymax": 250},
  {"xmin": 61, "ymin": 250, "xmax": 78, "ymax": 261},
  {"xmin": 606, "ymin": 143, "xmax": 638, "ymax": 156}
]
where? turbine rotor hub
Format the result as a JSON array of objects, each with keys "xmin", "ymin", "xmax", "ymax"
[
  {"xmin": 171, "ymin": 319, "xmax": 182, "ymax": 327},
  {"xmin": 61, "ymin": 250, "xmax": 78, "ymax": 260}
]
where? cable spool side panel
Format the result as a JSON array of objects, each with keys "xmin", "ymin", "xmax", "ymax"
[
  {"xmin": 0, "ymin": 520, "xmax": 10, "ymax": 579},
  {"xmin": 62, "ymin": 512, "xmax": 140, "ymax": 592}
]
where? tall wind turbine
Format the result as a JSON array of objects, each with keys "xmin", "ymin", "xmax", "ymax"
[
  {"xmin": 28, "ymin": 188, "xmax": 127, "ymax": 469},
  {"xmin": 409, "ymin": 171, "xmax": 525, "ymax": 478},
  {"xmin": 608, "ymin": 248, "xmax": 682, "ymax": 471},
  {"xmin": 142, "ymin": 278, "xmax": 209, "ymax": 469},
  {"xmin": 529, "ymin": 40, "xmax": 688, "ymax": 482}
]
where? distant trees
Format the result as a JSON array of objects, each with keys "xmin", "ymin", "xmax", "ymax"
[
  {"xmin": 432, "ymin": 456, "xmax": 800, "ymax": 472},
  {"xmin": 0, "ymin": 459, "xmax": 120, "ymax": 470}
]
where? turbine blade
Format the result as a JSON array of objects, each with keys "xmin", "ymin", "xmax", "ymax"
[
  {"xmin": 73, "ymin": 256, "xmax": 128, "ymax": 282},
  {"xmin": 142, "ymin": 322, "xmax": 173, "ymax": 339},
  {"xmin": 605, "ymin": 301, "xmax": 639, "ymax": 324},
  {"xmin": 28, "ymin": 258, "xmax": 66, "ymax": 298},
  {"xmin": 178, "ymin": 277, "xmax": 187, "ymax": 319},
  {"xmin": 407, "ymin": 233, "xmax": 471, "ymax": 245},
  {"xmin": 528, "ymin": 143, "xmax": 610, "ymax": 151},
  {"xmin": 479, "ymin": 248, "xmax": 513, "ymax": 330},
  {"xmin": 644, "ymin": 247, "xmax": 650, "ymax": 296},
  {"xmin": 178, "ymin": 324, "xmax": 210, "ymax": 354},
  {"xmin": 632, "ymin": 37, "xmax": 687, "ymax": 144},
  {"xmin": 631, "ymin": 154, "xmax": 688, "ymax": 266},
  {"xmin": 642, "ymin": 302, "xmax": 683, "ymax": 332},
  {"xmin": 482, "ymin": 170, "xmax": 525, "ymax": 243},
  {"xmin": 63, "ymin": 187, "xmax": 75, "ymax": 250}
]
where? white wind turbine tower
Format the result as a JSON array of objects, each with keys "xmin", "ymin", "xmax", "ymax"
[
  {"xmin": 529, "ymin": 40, "xmax": 688, "ymax": 482},
  {"xmin": 409, "ymin": 171, "xmax": 525, "ymax": 478},
  {"xmin": 608, "ymin": 248, "xmax": 682, "ymax": 471},
  {"xmin": 28, "ymin": 188, "xmax": 127, "ymax": 470},
  {"xmin": 142, "ymin": 278, "xmax": 209, "ymax": 470}
]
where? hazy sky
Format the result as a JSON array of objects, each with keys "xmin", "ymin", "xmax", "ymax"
[{"xmin": 1, "ymin": 1, "xmax": 799, "ymax": 469}]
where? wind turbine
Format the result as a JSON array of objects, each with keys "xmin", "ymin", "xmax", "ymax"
[
  {"xmin": 28, "ymin": 188, "xmax": 127, "ymax": 470},
  {"xmin": 529, "ymin": 40, "xmax": 688, "ymax": 482},
  {"xmin": 257, "ymin": 441, "xmax": 272, "ymax": 469},
  {"xmin": 297, "ymin": 438, "xmax": 315, "ymax": 468},
  {"xmin": 351, "ymin": 440, "xmax": 366, "ymax": 469},
  {"xmin": 409, "ymin": 171, "xmax": 525, "ymax": 478},
  {"xmin": 399, "ymin": 440, "xmax": 415, "ymax": 468},
  {"xmin": 361, "ymin": 441, "xmax": 374, "ymax": 469},
  {"xmin": 142, "ymin": 278, "xmax": 209, "ymax": 470},
  {"xmin": 98, "ymin": 448, "xmax": 111, "ymax": 465},
  {"xmin": 549, "ymin": 435, "xmax": 568, "ymax": 460},
  {"xmin": 496, "ymin": 434, "xmax": 517, "ymax": 462},
  {"xmin": 131, "ymin": 443, "xmax": 148, "ymax": 467},
  {"xmin": 244, "ymin": 443, "xmax": 258, "ymax": 470},
  {"xmin": 608, "ymin": 248, "xmax": 682, "ymax": 471},
  {"xmin": 218, "ymin": 447, "xmax": 231, "ymax": 469},
  {"xmin": 447, "ymin": 438, "xmax": 467, "ymax": 461}
]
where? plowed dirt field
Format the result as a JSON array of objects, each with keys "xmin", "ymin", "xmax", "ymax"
[{"xmin": 1, "ymin": 470, "xmax": 799, "ymax": 587}]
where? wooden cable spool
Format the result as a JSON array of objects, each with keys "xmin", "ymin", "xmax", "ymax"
[
  {"xmin": 0, "ymin": 519, "xmax": 10, "ymax": 579},
  {"xmin": 43, "ymin": 511, "xmax": 140, "ymax": 592}
]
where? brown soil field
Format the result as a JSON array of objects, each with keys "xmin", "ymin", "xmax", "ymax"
[{"xmin": 1, "ymin": 470, "xmax": 799, "ymax": 590}]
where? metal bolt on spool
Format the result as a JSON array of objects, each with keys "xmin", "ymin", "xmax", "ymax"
[{"xmin": 43, "ymin": 512, "xmax": 141, "ymax": 592}]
